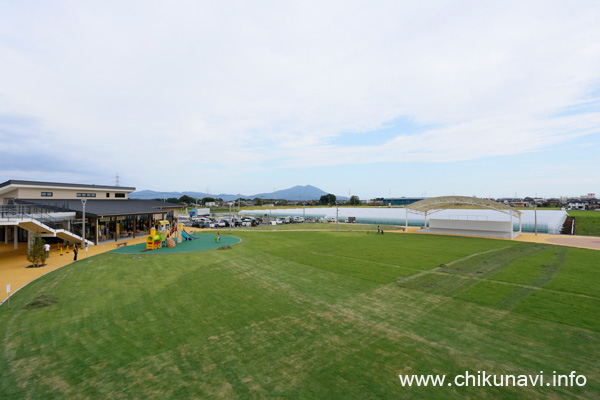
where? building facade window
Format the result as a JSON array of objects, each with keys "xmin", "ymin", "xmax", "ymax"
[
  {"xmin": 106, "ymin": 193, "xmax": 110, "ymax": 198},
  {"xmin": 115, "ymin": 193, "xmax": 126, "ymax": 198},
  {"xmin": 77, "ymin": 193, "xmax": 96, "ymax": 197},
  {"xmin": 41, "ymin": 192, "xmax": 53, "ymax": 197}
]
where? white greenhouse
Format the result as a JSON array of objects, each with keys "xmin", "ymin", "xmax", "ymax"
[{"xmin": 240, "ymin": 199, "xmax": 567, "ymax": 238}]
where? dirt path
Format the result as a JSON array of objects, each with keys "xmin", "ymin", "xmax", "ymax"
[{"xmin": 515, "ymin": 233, "xmax": 600, "ymax": 250}]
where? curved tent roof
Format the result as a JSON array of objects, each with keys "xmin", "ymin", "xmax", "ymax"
[{"xmin": 406, "ymin": 196, "xmax": 521, "ymax": 219}]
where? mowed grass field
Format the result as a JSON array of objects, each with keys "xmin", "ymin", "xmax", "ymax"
[
  {"xmin": 1, "ymin": 231, "xmax": 599, "ymax": 399},
  {"xmin": 569, "ymin": 210, "xmax": 600, "ymax": 236},
  {"xmin": 248, "ymin": 222, "xmax": 402, "ymax": 232}
]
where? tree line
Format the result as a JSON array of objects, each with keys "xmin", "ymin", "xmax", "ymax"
[{"xmin": 154, "ymin": 194, "xmax": 361, "ymax": 206}]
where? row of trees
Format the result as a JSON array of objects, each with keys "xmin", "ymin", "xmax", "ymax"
[
  {"xmin": 156, "ymin": 196, "xmax": 225, "ymax": 205},
  {"xmin": 318, "ymin": 194, "xmax": 361, "ymax": 206},
  {"xmin": 156, "ymin": 194, "xmax": 361, "ymax": 207}
]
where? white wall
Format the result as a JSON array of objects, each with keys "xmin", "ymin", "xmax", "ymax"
[{"xmin": 429, "ymin": 218, "xmax": 512, "ymax": 233}]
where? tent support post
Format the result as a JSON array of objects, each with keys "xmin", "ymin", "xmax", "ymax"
[{"xmin": 510, "ymin": 210, "xmax": 514, "ymax": 239}]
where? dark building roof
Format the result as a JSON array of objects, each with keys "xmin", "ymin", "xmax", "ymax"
[
  {"xmin": 0, "ymin": 179, "xmax": 135, "ymax": 191},
  {"xmin": 16, "ymin": 199, "xmax": 181, "ymax": 218}
]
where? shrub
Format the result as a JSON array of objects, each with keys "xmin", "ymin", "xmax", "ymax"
[{"xmin": 27, "ymin": 233, "xmax": 47, "ymax": 268}]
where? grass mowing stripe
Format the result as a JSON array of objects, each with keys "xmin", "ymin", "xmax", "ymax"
[
  {"xmin": 493, "ymin": 247, "xmax": 568, "ymax": 311},
  {"xmin": 488, "ymin": 247, "xmax": 564, "ymax": 286},
  {"xmin": 545, "ymin": 247, "xmax": 600, "ymax": 297}
]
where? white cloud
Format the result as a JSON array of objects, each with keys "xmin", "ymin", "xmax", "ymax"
[{"xmin": 1, "ymin": 1, "xmax": 599, "ymax": 194}]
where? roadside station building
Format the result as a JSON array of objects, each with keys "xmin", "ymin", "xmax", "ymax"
[{"xmin": 0, "ymin": 180, "xmax": 181, "ymax": 248}]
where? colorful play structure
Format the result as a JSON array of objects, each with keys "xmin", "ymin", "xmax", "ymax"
[{"xmin": 146, "ymin": 221, "xmax": 196, "ymax": 251}]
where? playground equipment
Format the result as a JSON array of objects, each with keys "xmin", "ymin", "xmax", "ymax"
[
  {"xmin": 182, "ymin": 228, "xmax": 196, "ymax": 241},
  {"xmin": 176, "ymin": 223, "xmax": 184, "ymax": 243},
  {"xmin": 156, "ymin": 220, "xmax": 172, "ymax": 247},
  {"xmin": 146, "ymin": 228, "xmax": 163, "ymax": 250},
  {"xmin": 145, "ymin": 221, "xmax": 197, "ymax": 250}
]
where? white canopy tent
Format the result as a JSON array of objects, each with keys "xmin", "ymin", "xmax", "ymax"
[{"xmin": 406, "ymin": 196, "xmax": 522, "ymax": 239}]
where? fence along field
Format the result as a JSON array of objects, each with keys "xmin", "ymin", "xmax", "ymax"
[{"xmin": 0, "ymin": 231, "xmax": 598, "ymax": 399}]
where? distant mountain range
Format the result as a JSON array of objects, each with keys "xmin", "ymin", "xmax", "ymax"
[{"xmin": 129, "ymin": 185, "xmax": 349, "ymax": 202}]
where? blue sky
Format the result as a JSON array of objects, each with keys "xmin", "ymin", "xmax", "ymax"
[{"xmin": 1, "ymin": 1, "xmax": 599, "ymax": 199}]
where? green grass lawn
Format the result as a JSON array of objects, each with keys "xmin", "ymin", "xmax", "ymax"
[
  {"xmin": 568, "ymin": 210, "xmax": 600, "ymax": 236},
  {"xmin": 1, "ymin": 232, "xmax": 598, "ymax": 399},
  {"xmin": 242, "ymin": 222, "xmax": 402, "ymax": 232}
]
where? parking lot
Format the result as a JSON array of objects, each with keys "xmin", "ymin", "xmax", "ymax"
[{"xmin": 185, "ymin": 215, "xmax": 321, "ymax": 229}]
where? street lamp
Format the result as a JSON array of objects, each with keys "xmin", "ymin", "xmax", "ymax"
[
  {"xmin": 534, "ymin": 204, "xmax": 538, "ymax": 236},
  {"xmin": 81, "ymin": 199, "xmax": 87, "ymax": 251},
  {"xmin": 336, "ymin": 201, "xmax": 339, "ymax": 232},
  {"xmin": 229, "ymin": 202, "xmax": 232, "ymax": 234}
]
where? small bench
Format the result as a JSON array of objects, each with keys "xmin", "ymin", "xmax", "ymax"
[{"xmin": 116, "ymin": 242, "xmax": 129, "ymax": 248}]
